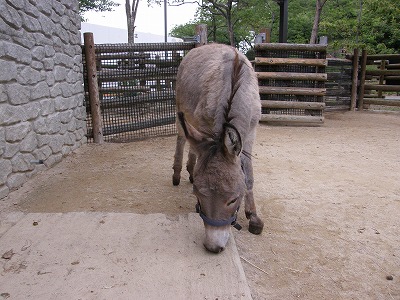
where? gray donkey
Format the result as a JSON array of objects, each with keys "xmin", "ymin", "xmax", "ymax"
[{"xmin": 172, "ymin": 43, "xmax": 264, "ymax": 253}]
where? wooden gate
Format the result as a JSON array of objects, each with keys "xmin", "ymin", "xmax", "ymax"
[
  {"xmin": 254, "ymin": 43, "xmax": 327, "ymax": 125},
  {"xmin": 358, "ymin": 51, "xmax": 400, "ymax": 109}
]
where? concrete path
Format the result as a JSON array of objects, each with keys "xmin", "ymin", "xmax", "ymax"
[{"xmin": 0, "ymin": 212, "xmax": 252, "ymax": 300}]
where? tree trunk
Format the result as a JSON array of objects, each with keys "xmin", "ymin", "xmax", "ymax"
[
  {"xmin": 310, "ymin": 0, "xmax": 328, "ymax": 44},
  {"xmin": 126, "ymin": 0, "xmax": 140, "ymax": 43}
]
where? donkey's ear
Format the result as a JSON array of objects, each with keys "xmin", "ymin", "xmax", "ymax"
[
  {"xmin": 223, "ymin": 123, "xmax": 242, "ymax": 157},
  {"xmin": 178, "ymin": 112, "xmax": 204, "ymax": 143}
]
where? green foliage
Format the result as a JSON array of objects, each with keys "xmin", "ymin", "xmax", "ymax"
[
  {"xmin": 79, "ymin": 0, "xmax": 119, "ymax": 14},
  {"xmin": 172, "ymin": 0, "xmax": 399, "ymax": 54}
]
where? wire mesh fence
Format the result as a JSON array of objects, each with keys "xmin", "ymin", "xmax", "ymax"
[{"xmin": 82, "ymin": 42, "xmax": 195, "ymax": 142}]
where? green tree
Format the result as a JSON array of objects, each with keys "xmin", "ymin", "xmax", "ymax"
[{"xmin": 79, "ymin": 0, "xmax": 120, "ymax": 15}]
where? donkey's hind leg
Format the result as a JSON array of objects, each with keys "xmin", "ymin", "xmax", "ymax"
[
  {"xmin": 186, "ymin": 147, "xmax": 196, "ymax": 184},
  {"xmin": 173, "ymin": 133, "xmax": 186, "ymax": 186}
]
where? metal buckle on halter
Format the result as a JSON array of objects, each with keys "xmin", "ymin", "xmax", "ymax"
[{"xmin": 195, "ymin": 202, "xmax": 242, "ymax": 231}]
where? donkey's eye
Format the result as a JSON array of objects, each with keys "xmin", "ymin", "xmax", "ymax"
[{"xmin": 228, "ymin": 198, "xmax": 238, "ymax": 206}]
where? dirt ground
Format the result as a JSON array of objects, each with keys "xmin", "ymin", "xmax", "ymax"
[{"xmin": 2, "ymin": 111, "xmax": 399, "ymax": 299}]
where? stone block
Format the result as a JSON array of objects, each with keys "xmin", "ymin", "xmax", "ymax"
[
  {"xmin": 59, "ymin": 110, "xmax": 73, "ymax": 124},
  {"xmin": 2, "ymin": 41, "xmax": 32, "ymax": 64},
  {"xmin": 0, "ymin": 104, "xmax": 27, "ymax": 126},
  {"xmin": 17, "ymin": 66, "xmax": 41, "ymax": 85},
  {"xmin": 5, "ymin": 121, "xmax": 31, "ymax": 142},
  {"xmin": 33, "ymin": 145, "xmax": 52, "ymax": 161},
  {"xmin": 44, "ymin": 152, "xmax": 62, "ymax": 167},
  {"xmin": 43, "ymin": 58, "xmax": 54, "ymax": 70},
  {"xmin": 31, "ymin": 46, "xmax": 45, "ymax": 61},
  {"xmin": 6, "ymin": 83, "xmax": 30, "ymax": 105},
  {"xmin": 5, "ymin": 0, "xmax": 25, "ymax": 10},
  {"xmin": 48, "ymin": 136, "xmax": 64, "ymax": 153},
  {"xmin": 7, "ymin": 172, "xmax": 27, "ymax": 190},
  {"xmin": 0, "ymin": 184, "xmax": 10, "ymax": 200},
  {"xmin": 21, "ymin": 13, "xmax": 41, "ymax": 32},
  {"xmin": 54, "ymin": 65, "xmax": 67, "ymax": 82},
  {"xmin": 0, "ymin": 127, "xmax": 5, "ymax": 155},
  {"xmin": 0, "ymin": 3, "xmax": 22, "ymax": 30},
  {"xmin": 0, "ymin": 158, "xmax": 12, "ymax": 185},
  {"xmin": 0, "ymin": 60, "xmax": 17, "ymax": 81},
  {"xmin": 2, "ymin": 143, "xmax": 19, "ymax": 159},
  {"xmin": 23, "ymin": 102, "xmax": 41, "ymax": 121},
  {"xmin": 11, "ymin": 153, "xmax": 35, "ymax": 172},
  {"xmin": 31, "ymin": 81, "xmax": 50, "ymax": 100},
  {"xmin": 40, "ymin": 98, "xmax": 55, "ymax": 116},
  {"xmin": 20, "ymin": 131, "xmax": 38, "ymax": 152},
  {"xmin": 0, "ymin": 84, "xmax": 7, "ymax": 103}
]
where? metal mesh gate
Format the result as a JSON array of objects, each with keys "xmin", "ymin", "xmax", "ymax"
[{"xmin": 82, "ymin": 42, "xmax": 196, "ymax": 142}]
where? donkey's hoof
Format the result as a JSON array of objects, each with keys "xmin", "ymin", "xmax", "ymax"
[
  {"xmin": 248, "ymin": 219, "xmax": 264, "ymax": 235},
  {"xmin": 172, "ymin": 175, "xmax": 180, "ymax": 186}
]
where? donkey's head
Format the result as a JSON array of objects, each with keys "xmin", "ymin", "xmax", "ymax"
[{"xmin": 178, "ymin": 113, "xmax": 246, "ymax": 253}]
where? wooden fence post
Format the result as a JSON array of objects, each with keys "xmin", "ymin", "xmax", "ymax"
[
  {"xmin": 357, "ymin": 49, "xmax": 368, "ymax": 110},
  {"xmin": 350, "ymin": 48, "xmax": 359, "ymax": 111},
  {"xmin": 195, "ymin": 24, "xmax": 207, "ymax": 47},
  {"xmin": 84, "ymin": 32, "xmax": 104, "ymax": 144}
]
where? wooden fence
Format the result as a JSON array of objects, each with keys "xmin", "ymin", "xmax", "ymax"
[
  {"xmin": 82, "ymin": 35, "xmax": 398, "ymax": 143},
  {"xmin": 82, "ymin": 36, "xmax": 196, "ymax": 142},
  {"xmin": 357, "ymin": 51, "xmax": 400, "ymax": 109},
  {"xmin": 254, "ymin": 43, "xmax": 327, "ymax": 125}
]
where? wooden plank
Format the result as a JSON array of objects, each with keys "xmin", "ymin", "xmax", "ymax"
[
  {"xmin": 364, "ymin": 84, "xmax": 400, "ymax": 92},
  {"xmin": 350, "ymin": 48, "xmax": 359, "ymax": 111},
  {"xmin": 256, "ymin": 72, "xmax": 327, "ymax": 81},
  {"xmin": 261, "ymin": 100, "xmax": 325, "ymax": 110},
  {"xmin": 363, "ymin": 98, "xmax": 400, "ymax": 107},
  {"xmin": 366, "ymin": 70, "xmax": 400, "ymax": 76},
  {"xmin": 254, "ymin": 43, "xmax": 327, "ymax": 52},
  {"xmin": 358, "ymin": 49, "xmax": 368, "ymax": 110},
  {"xmin": 255, "ymin": 57, "xmax": 327, "ymax": 67},
  {"xmin": 83, "ymin": 32, "xmax": 104, "ymax": 144},
  {"xmin": 387, "ymin": 63, "xmax": 400, "ymax": 69},
  {"xmin": 366, "ymin": 54, "xmax": 400, "ymax": 61},
  {"xmin": 260, "ymin": 114, "xmax": 324, "ymax": 124},
  {"xmin": 99, "ymin": 87, "xmax": 151, "ymax": 93},
  {"xmin": 93, "ymin": 42, "xmax": 195, "ymax": 53},
  {"xmin": 259, "ymin": 86, "xmax": 326, "ymax": 96}
]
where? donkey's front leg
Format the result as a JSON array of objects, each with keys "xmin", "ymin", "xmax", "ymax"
[
  {"xmin": 241, "ymin": 154, "xmax": 264, "ymax": 235},
  {"xmin": 186, "ymin": 147, "xmax": 196, "ymax": 184}
]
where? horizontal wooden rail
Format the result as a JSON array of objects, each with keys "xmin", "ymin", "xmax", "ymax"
[
  {"xmin": 364, "ymin": 84, "xmax": 400, "ymax": 92},
  {"xmin": 261, "ymin": 100, "xmax": 325, "ymax": 110},
  {"xmin": 256, "ymin": 72, "xmax": 327, "ymax": 81},
  {"xmin": 92, "ymin": 42, "xmax": 195, "ymax": 53},
  {"xmin": 366, "ymin": 54, "xmax": 400, "ymax": 61},
  {"xmin": 260, "ymin": 114, "xmax": 324, "ymax": 124},
  {"xmin": 259, "ymin": 86, "xmax": 326, "ymax": 96},
  {"xmin": 255, "ymin": 57, "xmax": 327, "ymax": 67},
  {"xmin": 363, "ymin": 98, "xmax": 400, "ymax": 107},
  {"xmin": 254, "ymin": 43, "xmax": 327, "ymax": 52},
  {"xmin": 387, "ymin": 63, "xmax": 400, "ymax": 69},
  {"xmin": 99, "ymin": 87, "xmax": 151, "ymax": 93},
  {"xmin": 365, "ymin": 70, "xmax": 400, "ymax": 76}
]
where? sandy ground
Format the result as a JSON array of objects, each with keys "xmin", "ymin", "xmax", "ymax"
[{"xmin": 1, "ymin": 111, "xmax": 399, "ymax": 299}]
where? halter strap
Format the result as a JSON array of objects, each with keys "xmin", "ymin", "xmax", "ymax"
[{"xmin": 196, "ymin": 202, "xmax": 242, "ymax": 230}]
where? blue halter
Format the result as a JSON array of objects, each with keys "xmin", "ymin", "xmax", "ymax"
[{"xmin": 195, "ymin": 202, "xmax": 242, "ymax": 230}]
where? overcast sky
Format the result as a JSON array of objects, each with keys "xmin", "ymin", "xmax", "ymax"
[{"xmin": 83, "ymin": 0, "xmax": 198, "ymax": 36}]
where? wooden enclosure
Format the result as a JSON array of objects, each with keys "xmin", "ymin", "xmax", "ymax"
[
  {"xmin": 254, "ymin": 43, "xmax": 327, "ymax": 125},
  {"xmin": 357, "ymin": 51, "xmax": 400, "ymax": 109},
  {"xmin": 82, "ymin": 39, "xmax": 196, "ymax": 142}
]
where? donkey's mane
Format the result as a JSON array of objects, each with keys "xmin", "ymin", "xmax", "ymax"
[{"xmin": 179, "ymin": 48, "xmax": 251, "ymax": 171}]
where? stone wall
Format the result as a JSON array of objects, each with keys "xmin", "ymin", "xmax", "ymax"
[{"xmin": 0, "ymin": 0, "xmax": 87, "ymax": 199}]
